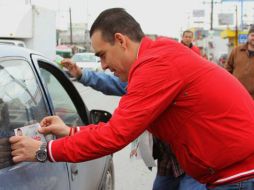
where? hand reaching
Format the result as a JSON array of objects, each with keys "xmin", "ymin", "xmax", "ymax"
[
  {"xmin": 39, "ymin": 116, "xmax": 70, "ymax": 138},
  {"xmin": 61, "ymin": 59, "xmax": 82, "ymax": 79}
]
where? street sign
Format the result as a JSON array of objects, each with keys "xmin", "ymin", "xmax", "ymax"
[
  {"xmin": 238, "ymin": 34, "xmax": 248, "ymax": 44},
  {"xmin": 218, "ymin": 13, "xmax": 234, "ymax": 25}
]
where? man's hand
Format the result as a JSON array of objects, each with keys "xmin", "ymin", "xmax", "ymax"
[
  {"xmin": 39, "ymin": 116, "xmax": 70, "ymax": 138},
  {"xmin": 9, "ymin": 116, "xmax": 70, "ymax": 163},
  {"xmin": 61, "ymin": 59, "xmax": 82, "ymax": 79},
  {"xmin": 9, "ymin": 136, "xmax": 42, "ymax": 163}
]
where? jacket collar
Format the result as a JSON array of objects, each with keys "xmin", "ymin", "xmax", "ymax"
[
  {"xmin": 128, "ymin": 37, "xmax": 153, "ymax": 84},
  {"xmin": 137, "ymin": 36, "xmax": 153, "ymax": 59},
  {"xmin": 181, "ymin": 41, "xmax": 193, "ymax": 48}
]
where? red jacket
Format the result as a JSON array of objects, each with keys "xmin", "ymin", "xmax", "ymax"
[
  {"xmin": 48, "ymin": 37, "xmax": 254, "ymax": 186},
  {"xmin": 181, "ymin": 41, "xmax": 201, "ymax": 55},
  {"xmin": 190, "ymin": 45, "xmax": 201, "ymax": 55}
]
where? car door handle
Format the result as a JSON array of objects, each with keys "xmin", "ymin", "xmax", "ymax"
[{"xmin": 70, "ymin": 163, "xmax": 78, "ymax": 181}]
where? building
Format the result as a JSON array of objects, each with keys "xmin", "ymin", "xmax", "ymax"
[{"xmin": 57, "ymin": 23, "xmax": 92, "ymax": 52}]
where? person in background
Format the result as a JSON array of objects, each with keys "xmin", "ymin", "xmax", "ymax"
[
  {"xmin": 181, "ymin": 30, "xmax": 201, "ymax": 55},
  {"xmin": 225, "ymin": 26, "xmax": 254, "ymax": 99},
  {"xmin": 60, "ymin": 59, "xmax": 206, "ymax": 190},
  {"xmin": 10, "ymin": 8, "xmax": 254, "ymax": 189},
  {"xmin": 217, "ymin": 54, "xmax": 228, "ymax": 67}
]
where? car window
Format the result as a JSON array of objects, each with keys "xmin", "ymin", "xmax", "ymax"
[
  {"xmin": 39, "ymin": 66, "xmax": 83, "ymax": 126},
  {"xmin": 0, "ymin": 59, "xmax": 48, "ymax": 135}
]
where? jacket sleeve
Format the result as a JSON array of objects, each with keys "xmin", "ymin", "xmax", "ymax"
[
  {"xmin": 79, "ymin": 69, "xmax": 127, "ymax": 96},
  {"xmin": 224, "ymin": 48, "xmax": 235, "ymax": 73},
  {"xmin": 48, "ymin": 58, "xmax": 184, "ymax": 163}
]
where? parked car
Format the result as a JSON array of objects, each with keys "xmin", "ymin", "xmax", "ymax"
[
  {"xmin": 71, "ymin": 52, "xmax": 102, "ymax": 72},
  {"xmin": 0, "ymin": 45, "xmax": 114, "ymax": 190}
]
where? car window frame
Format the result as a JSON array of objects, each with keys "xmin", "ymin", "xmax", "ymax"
[{"xmin": 31, "ymin": 54, "xmax": 90, "ymax": 125}]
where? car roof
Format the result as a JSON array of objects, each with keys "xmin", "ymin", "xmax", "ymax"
[
  {"xmin": 0, "ymin": 39, "xmax": 26, "ymax": 45},
  {"xmin": 0, "ymin": 45, "xmax": 41, "ymax": 58}
]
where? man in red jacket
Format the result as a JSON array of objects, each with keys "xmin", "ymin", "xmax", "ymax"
[
  {"xmin": 181, "ymin": 30, "xmax": 201, "ymax": 55},
  {"xmin": 10, "ymin": 8, "xmax": 254, "ymax": 189}
]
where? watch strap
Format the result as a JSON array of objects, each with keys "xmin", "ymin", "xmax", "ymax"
[{"xmin": 40, "ymin": 142, "xmax": 47, "ymax": 151}]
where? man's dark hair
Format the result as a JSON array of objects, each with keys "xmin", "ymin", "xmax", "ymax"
[
  {"xmin": 90, "ymin": 8, "xmax": 145, "ymax": 44},
  {"xmin": 248, "ymin": 26, "xmax": 254, "ymax": 35},
  {"xmin": 182, "ymin": 30, "xmax": 193, "ymax": 37}
]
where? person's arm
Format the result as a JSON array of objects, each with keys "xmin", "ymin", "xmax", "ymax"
[
  {"xmin": 9, "ymin": 57, "xmax": 183, "ymax": 163},
  {"xmin": 79, "ymin": 69, "xmax": 127, "ymax": 96},
  {"xmin": 61, "ymin": 59, "xmax": 126, "ymax": 96},
  {"xmin": 48, "ymin": 58, "xmax": 184, "ymax": 163},
  {"xmin": 224, "ymin": 49, "xmax": 235, "ymax": 73}
]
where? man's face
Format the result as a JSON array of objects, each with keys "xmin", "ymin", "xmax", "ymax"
[
  {"xmin": 91, "ymin": 31, "xmax": 132, "ymax": 82},
  {"xmin": 248, "ymin": 32, "xmax": 254, "ymax": 48},
  {"xmin": 182, "ymin": 32, "xmax": 193, "ymax": 46}
]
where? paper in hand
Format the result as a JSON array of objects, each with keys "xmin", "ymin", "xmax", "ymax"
[{"xmin": 14, "ymin": 123, "xmax": 53, "ymax": 142}]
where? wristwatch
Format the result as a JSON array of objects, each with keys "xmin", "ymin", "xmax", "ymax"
[{"xmin": 35, "ymin": 142, "xmax": 48, "ymax": 162}]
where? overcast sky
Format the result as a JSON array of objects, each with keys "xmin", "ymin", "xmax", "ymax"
[
  {"xmin": 29, "ymin": 0, "xmax": 210, "ymax": 38},
  {"xmin": 61, "ymin": 0, "xmax": 205, "ymax": 38},
  {"xmin": 1, "ymin": 0, "xmax": 253, "ymax": 38}
]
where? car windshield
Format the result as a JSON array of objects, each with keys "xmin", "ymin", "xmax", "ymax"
[{"xmin": 72, "ymin": 53, "xmax": 97, "ymax": 62}]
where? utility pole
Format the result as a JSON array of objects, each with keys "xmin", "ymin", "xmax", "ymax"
[
  {"xmin": 69, "ymin": 7, "xmax": 73, "ymax": 45},
  {"xmin": 203, "ymin": 0, "xmax": 219, "ymax": 30},
  {"xmin": 210, "ymin": 0, "xmax": 214, "ymax": 30},
  {"xmin": 235, "ymin": 5, "xmax": 238, "ymax": 47},
  {"xmin": 240, "ymin": 0, "xmax": 244, "ymax": 29}
]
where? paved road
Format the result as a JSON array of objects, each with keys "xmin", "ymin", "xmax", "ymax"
[{"xmin": 74, "ymin": 82, "xmax": 156, "ymax": 190}]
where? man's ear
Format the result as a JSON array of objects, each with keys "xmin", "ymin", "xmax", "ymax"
[{"xmin": 114, "ymin": 33, "xmax": 127, "ymax": 48}]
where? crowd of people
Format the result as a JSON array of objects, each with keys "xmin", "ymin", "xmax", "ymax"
[{"xmin": 9, "ymin": 8, "xmax": 254, "ymax": 190}]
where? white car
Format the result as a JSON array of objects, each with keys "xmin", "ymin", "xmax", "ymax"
[{"xmin": 72, "ymin": 52, "xmax": 102, "ymax": 72}]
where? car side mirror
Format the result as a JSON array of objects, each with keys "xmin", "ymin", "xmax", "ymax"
[{"xmin": 90, "ymin": 110, "xmax": 112, "ymax": 124}]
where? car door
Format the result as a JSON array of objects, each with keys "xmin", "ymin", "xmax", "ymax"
[
  {"xmin": 32, "ymin": 55, "xmax": 109, "ymax": 190},
  {"xmin": 0, "ymin": 57, "xmax": 70, "ymax": 190}
]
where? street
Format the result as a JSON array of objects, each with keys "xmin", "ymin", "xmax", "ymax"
[{"xmin": 74, "ymin": 82, "xmax": 156, "ymax": 190}]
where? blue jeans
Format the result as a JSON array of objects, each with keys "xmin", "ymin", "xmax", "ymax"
[
  {"xmin": 179, "ymin": 174, "xmax": 207, "ymax": 190},
  {"xmin": 208, "ymin": 178, "xmax": 254, "ymax": 190},
  {"xmin": 153, "ymin": 174, "xmax": 207, "ymax": 190},
  {"xmin": 152, "ymin": 175, "xmax": 180, "ymax": 190}
]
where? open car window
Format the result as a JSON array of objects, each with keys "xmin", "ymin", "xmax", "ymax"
[{"xmin": 39, "ymin": 61, "xmax": 84, "ymax": 126}]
